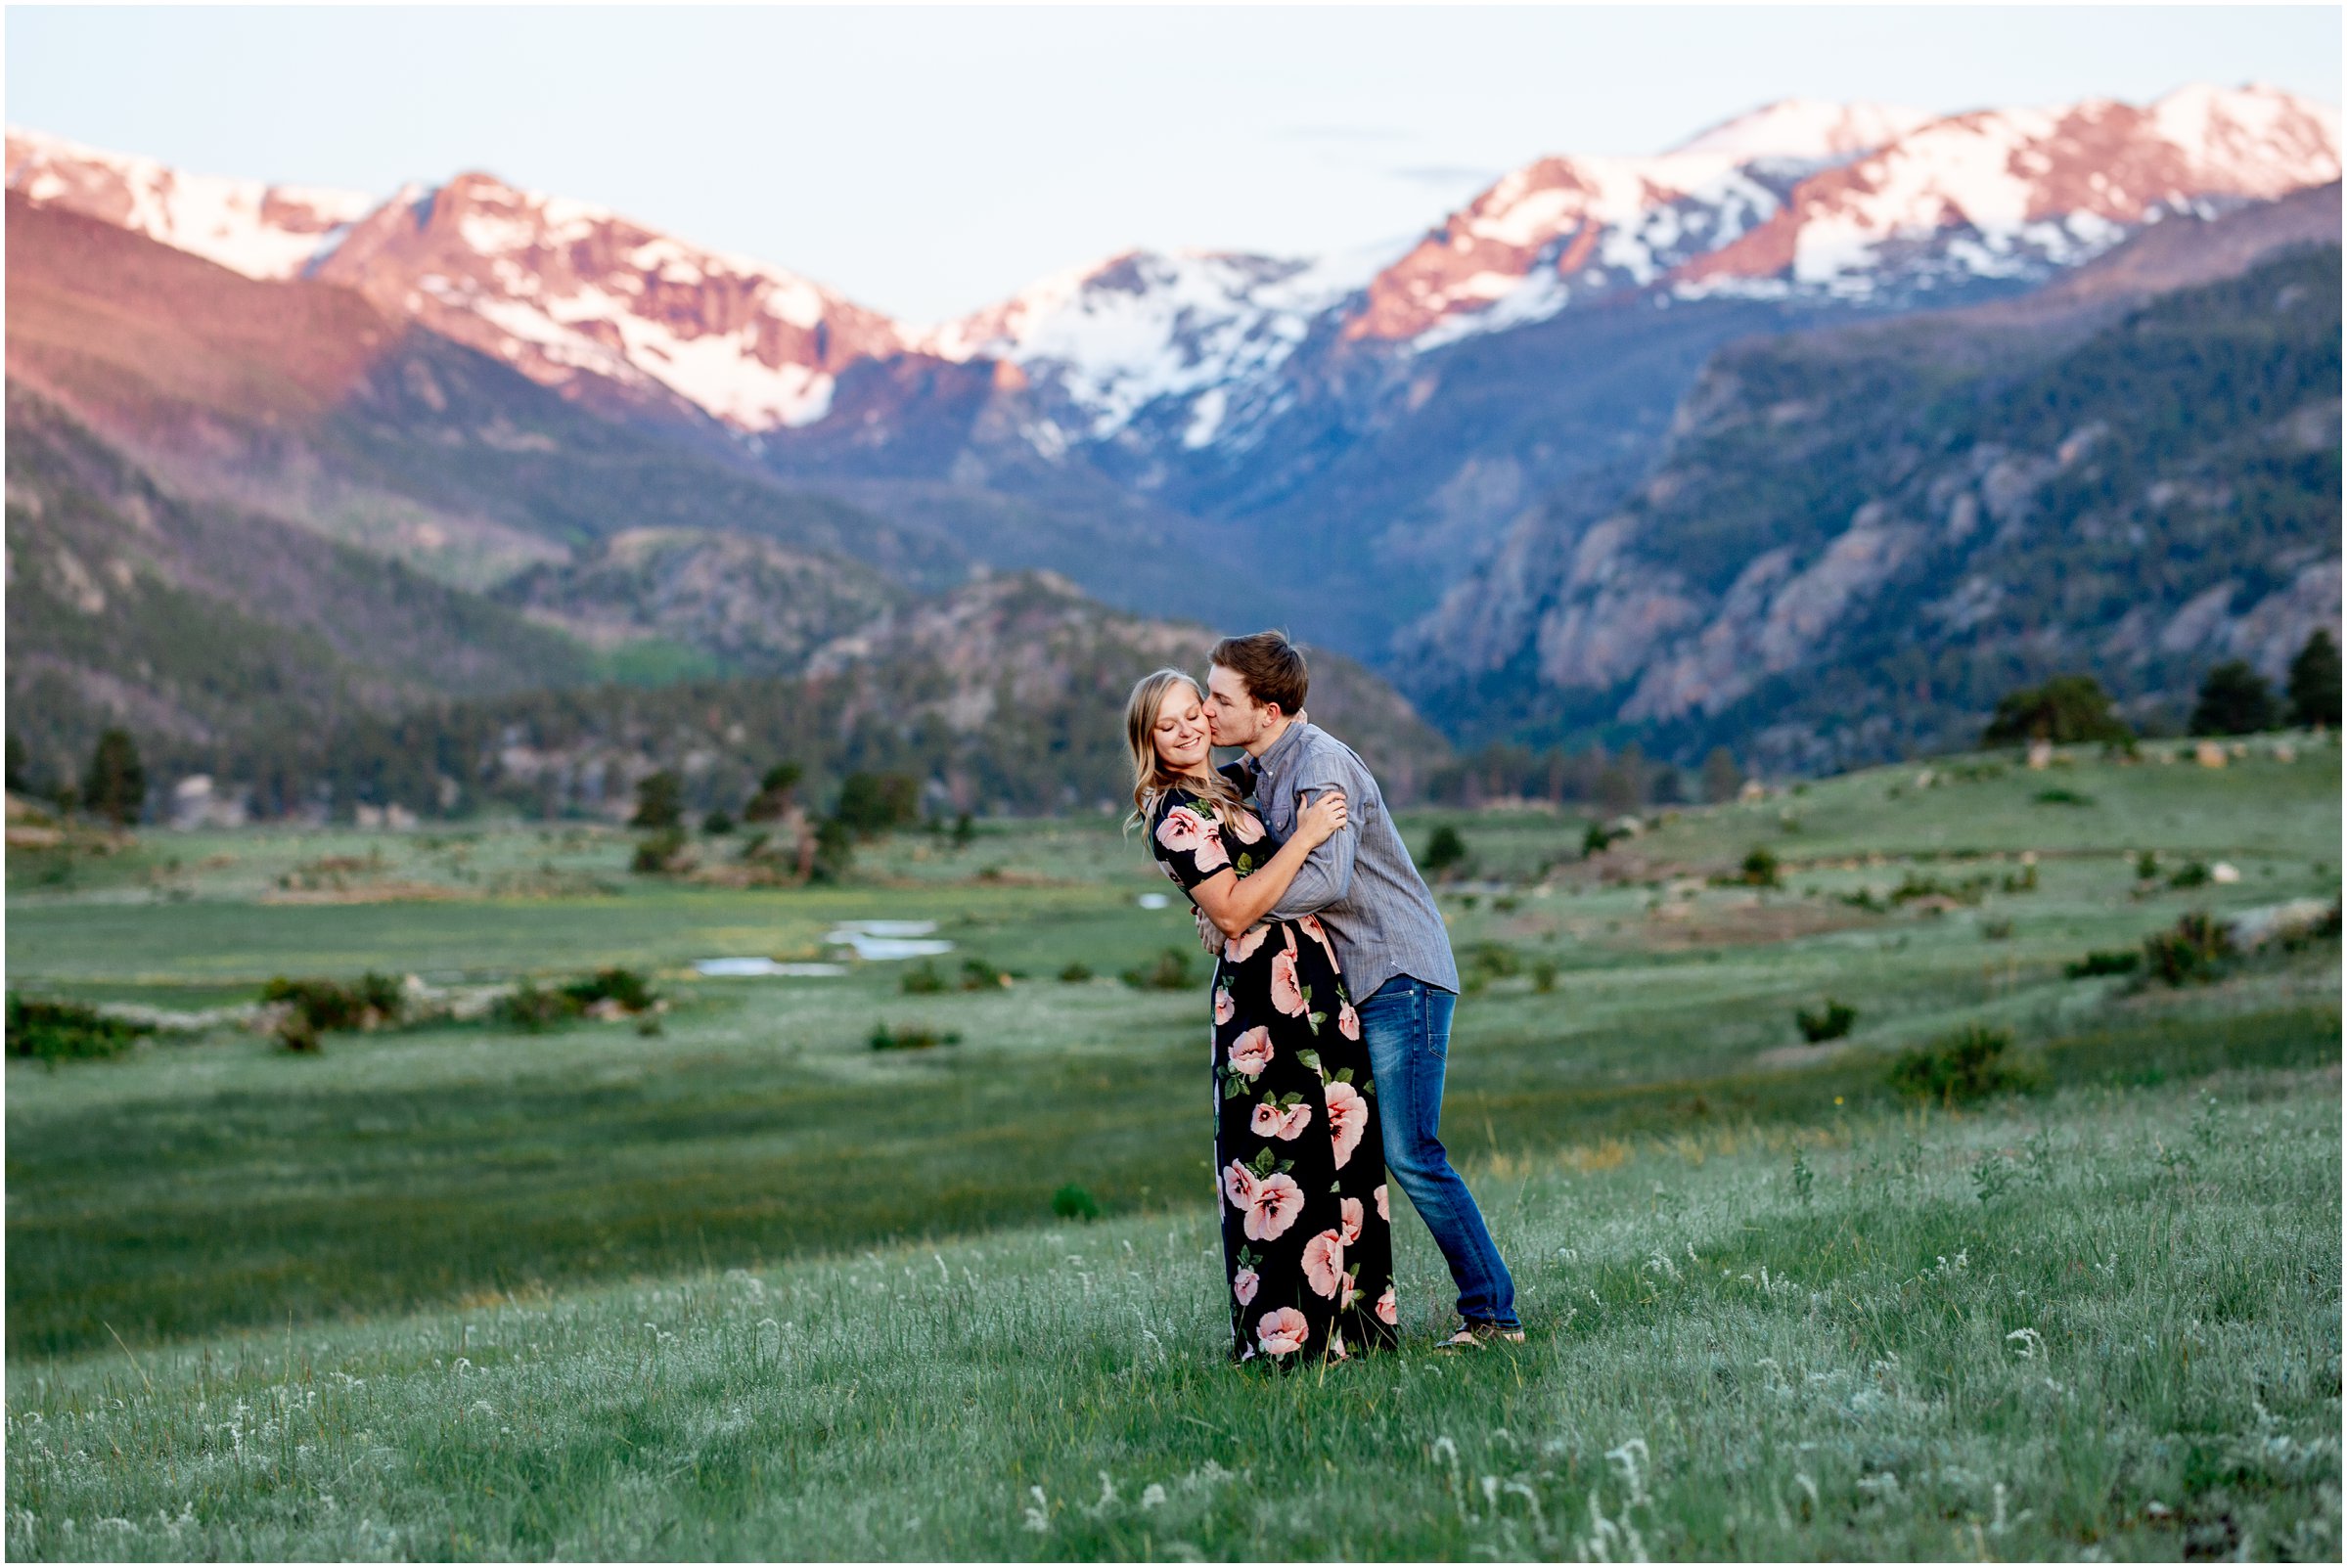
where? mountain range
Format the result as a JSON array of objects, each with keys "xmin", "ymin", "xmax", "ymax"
[{"xmin": 6, "ymin": 82, "xmax": 2341, "ymax": 808}]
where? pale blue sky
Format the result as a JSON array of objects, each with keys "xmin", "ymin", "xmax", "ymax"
[{"xmin": 9, "ymin": 5, "xmax": 2339, "ymax": 321}]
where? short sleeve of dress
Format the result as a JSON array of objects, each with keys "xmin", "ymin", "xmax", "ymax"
[{"xmin": 1149, "ymin": 791, "xmax": 1236, "ymax": 891}]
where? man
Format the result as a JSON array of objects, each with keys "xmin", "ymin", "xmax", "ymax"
[{"xmin": 1200, "ymin": 630, "xmax": 1523, "ymax": 1349}]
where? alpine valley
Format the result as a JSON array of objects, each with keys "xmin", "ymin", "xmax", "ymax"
[{"xmin": 6, "ymin": 81, "xmax": 2340, "ymax": 810}]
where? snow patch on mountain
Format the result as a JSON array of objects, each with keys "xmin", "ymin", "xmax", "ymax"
[
  {"xmin": 1675, "ymin": 83, "xmax": 2342, "ymax": 301},
  {"xmin": 4, "ymin": 125, "xmax": 373, "ymax": 281},
  {"xmin": 924, "ymin": 235, "xmax": 1406, "ymax": 446}
]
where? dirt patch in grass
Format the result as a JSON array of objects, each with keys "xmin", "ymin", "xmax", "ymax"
[
  {"xmin": 1611, "ymin": 898, "xmax": 1883, "ymax": 950},
  {"xmin": 258, "ymin": 879, "xmax": 471, "ymax": 905}
]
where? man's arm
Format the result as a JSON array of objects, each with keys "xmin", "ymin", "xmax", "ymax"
[{"xmin": 1265, "ymin": 748, "xmax": 1368, "ymax": 919}]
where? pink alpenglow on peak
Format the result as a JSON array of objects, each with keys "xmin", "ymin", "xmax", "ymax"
[{"xmin": 4, "ymin": 126, "xmax": 373, "ymax": 281}]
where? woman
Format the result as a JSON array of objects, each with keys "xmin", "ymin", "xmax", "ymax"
[{"xmin": 1124, "ymin": 668, "xmax": 1398, "ymax": 1365}]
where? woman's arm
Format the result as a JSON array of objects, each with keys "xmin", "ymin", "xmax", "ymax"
[{"xmin": 1189, "ymin": 790, "xmax": 1346, "ymax": 938}]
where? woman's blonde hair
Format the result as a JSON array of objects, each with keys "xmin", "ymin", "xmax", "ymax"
[{"xmin": 1124, "ymin": 668, "xmax": 1249, "ymax": 830}]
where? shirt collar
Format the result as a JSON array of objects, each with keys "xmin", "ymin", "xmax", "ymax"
[{"xmin": 1252, "ymin": 718, "xmax": 1310, "ymax": 784}]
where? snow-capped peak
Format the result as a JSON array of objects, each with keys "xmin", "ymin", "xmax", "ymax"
[
  {"xmin": 920, "ymin": 236, "xmax": 1409, "ymax": 448},
  {"xmin": 5, "ymin": 124, "xmax": 375, "ymax": 281},
  {"xmin": 305, "ymin": 168, "xmax": 913, "ymax": 430}
]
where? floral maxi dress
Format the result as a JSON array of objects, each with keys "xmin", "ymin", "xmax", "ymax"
[{"xmin": 1150, "ymin": 786, "xmax": 1398, "ymax": 1364}]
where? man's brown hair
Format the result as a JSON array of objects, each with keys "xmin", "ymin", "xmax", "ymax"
[{"xmin": 1209, "ymin": 630, "xmax": 1309, "ymax": 716}]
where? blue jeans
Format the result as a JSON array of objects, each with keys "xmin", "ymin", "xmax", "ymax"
[{"xmin": 1356, "ymin": 976, "xmax": 1518, "ymax": 1327}]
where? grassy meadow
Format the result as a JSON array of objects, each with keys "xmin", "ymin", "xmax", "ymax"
[{"xmin": 5, "ymin": 736, "xmax": 2340, "ymax": 1558}]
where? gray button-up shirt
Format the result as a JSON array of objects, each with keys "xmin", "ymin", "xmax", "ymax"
[{"xmin": 1244, "ymin": 720, "xmax": 1459, "ymax": 1000}]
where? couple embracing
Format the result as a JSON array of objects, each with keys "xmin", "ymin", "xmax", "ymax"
[{"xmin": 1124, "ymin": 631, "xmax": 1522, "ymax": 1365}]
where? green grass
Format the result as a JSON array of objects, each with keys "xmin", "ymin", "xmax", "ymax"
[
  {"xmin": 6, "ymin": 1069, "xmax": 2335, "ymax": 1559},
  {"xmin": 5, "ymin": 739, "xmax": 2339, "ymax": 1557}
]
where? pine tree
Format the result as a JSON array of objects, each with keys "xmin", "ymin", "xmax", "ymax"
[
  {"xmin": 1700, "ymin": 745, "xmax": 1743, "ymax": 803},
  {"xmin": 84, "ymin": 729, "xmax": 147, "ymax": 826},
  {"xmin": 2287, "ymin": 629, "xmax": 2341, "ymax": 729},
  {"xmin": 629, "ymin": 770, "xmax": 684, "ymax": 830},
  {"xmin": 2189, "ymin": 660, "xmax": 2278, "ymax": 737}
]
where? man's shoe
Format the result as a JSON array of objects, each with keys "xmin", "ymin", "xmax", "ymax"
[{"xmin": 1434, "ymin": 1321, "xmax": 1526, "ymax": 1351}]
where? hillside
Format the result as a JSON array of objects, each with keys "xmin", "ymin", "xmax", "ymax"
[
  {"xmin": 211, "ymin": 572, "xmax": 1451, "ymax": 821},
  {"xmin": 1404, "ymin": 187, "xmax": 2344, "ymax": 771},
  {"xmin": 4, "ymin": 389, "xmax": 599, "ymax": 776},
  {"xmin": 492, "ymin": 528, "xmax": 910, "ymax": 681}
]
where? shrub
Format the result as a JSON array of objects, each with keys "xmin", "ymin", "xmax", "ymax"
[
  {"xmin": 960, "ymin": 959, "xmax": 1011, "ymax": 991},
  {"xmin": 701, "ymin": 809, "xmax": 735, "ymax": 835},
  {"xmin": 2136, "ymin": 849, "xmax": 2159, "ymax": 881},
  {"xmin": 1981, "ymin": 917, "xmax": 2014, "ymax": 941},
  {"xmin": 630, "ymin": 827, "xmax": 687, "ymax": 874},
  {"xmin": 262, "ymin": 972, "xmax": 403, "ymax": 1034},
  {"xmin": 1981, "ymin": 675, "xmax": 2132, "ymax": 748},
  {"xmin": 2064, "ymin": 949, "xmax": 2143, "ymax": 979},
  {"xmin": 2142, "ymin": 911, "xmax": 2234, "ymax": 986},
  {"xmin": 900, "ymin": 962, "xmax": 948, "ymax": 995},
  {"xmin": 1464, "ymin": 942, "xmax": 1520, "ymax": 982},
  {"xmin": 1058, "ymin": 963, "xmax": 1094, "ymax": 983},
  {"xmin": 869, "ymin": 1022, "xmax": 959, "ymax": 1052},
  {"xmin": 1121, "ymin": 948, "xmax": 1194, "ymax": 991},
  {"xmin": 1794, "ymin": 999, "xmax": 1857, "ymax": 1043},
  {"xmin": 1422, "ymin": 825, "xmax": 1470, "ymax": 878},
  {"xmin": 1051, "ymin": 1183, "xmax": 1102, "ymax": 1221},
  {"xmin": 1888, "ymin": 1025, "xmax": 2029, "ymax": 1105},
  {"xmin": 496, "ymin": 979, "xmax": 578, "ymax": 1033},
  {"xmin": 742, "ymin": 763, "xmax": 803, "ymax": 823},
  {"xmin": 1735, "ymin": 846, "xmax": 1782, "ymax": 888},
  {"xmin": 6, "ymin": 995, "xmax": 152, "ymax": 1062},
  {"xmin": 562, "ymin": 967, "xmax": 655, "ymax": 1012},
  {"xmin": 811, "ymin": 816, "xmax": 856, "ymax": 881},
  {"xmin": 1531, "ymin": 960, "xmax": 1558, "ymax": 995},
  {"xmin": 834, "ymin": 773, "xmax": 922, "ymax": 838},
  {"xmin": 1582, "ymin": 821, "xmax": 1618, "ymax": 857},
  {"xmin": 2168, "ymin": 860, "xmax": 2212, "ymax": 889},
  {"xmin": 2033, "ymin": 787, "xmax": 2095, "ymax": 807}
]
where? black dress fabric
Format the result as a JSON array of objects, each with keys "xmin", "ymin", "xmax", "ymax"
[{"xmin": 1148, "ymin": 784, "xmax": 1398, "ymax": 1364}]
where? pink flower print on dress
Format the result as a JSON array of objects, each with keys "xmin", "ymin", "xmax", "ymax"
[
  {"xmin": 1221, "ymin": 1160, "xmax": 1258, "ymax": 1212},
  {"xmin": 1336, "ymin": 1001, "xmax": 1361, "ymax": 1040},
  {"xmin": 1269, "ymin": 947, "xmax": 1306, "ymax": 1016},
  {"xmin": 1298, "ymin": 915, "xmax": 1340, "ymax": 972},
  {"xmin": 1302, "ymin": 1230, "xmax": 1347, "ymax": 1298},
  {"xmin": 1376, "ymin": 1282, "xmax": 1399, "ymax": 1326},
  {"xmin": 1153, "ymin": 804, "xmax": 1209, "ymax": 854},
  {"xmin": 1191, "ymin": 819, "xmax": 1230, "ymax": 874},
  {"xmin": 1339, "ymin": 1196, "xmax": 1363, "ymax": 1245},
  {"xmin": 1250, "ymin": 1100, "xmax": 1312, "ymax": 1141},
  {"xmin": 1223, "ymin": 924, "xmax": 1268, "ymax": 963},
  {"xmin": 1233, "ymin": 1267, "xmax": 1259, "ymax": 1306},
  {"xmin": 1256, "ymin": 1306, "xmax": 1310, "ymax": 1357},
  {"xmin": 1325, "ymin": 1080, "xmax": 1368, "ymax": 1168},
  {"xmin": 1243, "ymin": 1172, "xmax": 1305, "ymax": 1240},
  {"xmin": 1227, "ymin": 809, "xmax": 1267, "ymax": 845},
  {"xmin": 1213, "ymin": 987, "xmax": 1235, "ymax": 1026},
  {"xmin": 1227, "ymin": 1027, "xmax": 1274, "ymax": 1080},
  {"xmin": 1374, "ymin": 1183, "xmax": 1388, "ymax": 1221}
]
